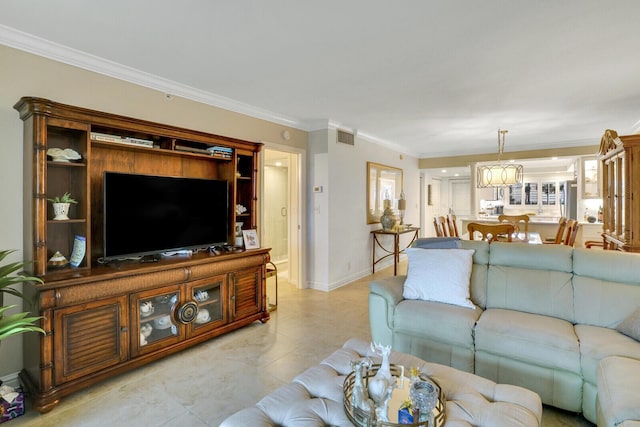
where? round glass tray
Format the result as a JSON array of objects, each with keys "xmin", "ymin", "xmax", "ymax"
[{"xmin": 343, "ymin": 364, "xmax": 445, "ymax": 427}]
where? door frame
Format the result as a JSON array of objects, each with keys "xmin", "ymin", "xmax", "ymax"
[{"xmin": 260, "ymin": 143, "xmax": 306, "ymax": 289}]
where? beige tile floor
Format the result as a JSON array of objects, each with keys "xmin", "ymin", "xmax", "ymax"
[{"xmin": 10, "ymin": 265, "xmax": 593, "ymax": 426}]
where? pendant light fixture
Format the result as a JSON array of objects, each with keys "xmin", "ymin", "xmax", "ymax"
[{"xmin": 476, "ymin": 129, "xmax": 524, "ymax": 188}]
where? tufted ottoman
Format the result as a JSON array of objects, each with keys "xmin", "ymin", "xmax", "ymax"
[{"xmin": 220, "ymin": 338, "xmax": 542, "ymax": 426}]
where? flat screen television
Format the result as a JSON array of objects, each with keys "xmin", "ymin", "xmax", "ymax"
[{"xmin": 103, "ymin": 172, "xmax": 229, "ymax": 261}]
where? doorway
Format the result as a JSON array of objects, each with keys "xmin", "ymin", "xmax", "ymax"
[
  {"xmin": 450, "ymin": 179, "xmax": 471, "ymax": 216},
  {"xmin": 262, "ymin": 148, "xmax": 303, "ymax": 289}
]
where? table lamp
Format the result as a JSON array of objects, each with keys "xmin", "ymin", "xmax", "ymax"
[{"xmin": 398, "ymin": 191, "xmax": 406, "ymax": 225}]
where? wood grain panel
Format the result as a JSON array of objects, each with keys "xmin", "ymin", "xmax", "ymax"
[
  {"xmin": 232, "ymin": 267, "xmax": 260, "ymax": 320},
  {"xmin": 54, "ymin": 296, "xmax": 127, "ymax": 384}
]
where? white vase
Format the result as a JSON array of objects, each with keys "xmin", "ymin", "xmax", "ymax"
[{"xmin": 52, "ymin": 203, "xmax": 70, "ymax": 220}]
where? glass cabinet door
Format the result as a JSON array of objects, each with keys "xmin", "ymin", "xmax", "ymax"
[
  {"xmin": 524, "ymin": 182, "xmax": 538, "ymax": 205},
  {"xmin": 508, "ymin": 184, "xmax": 522, "ymax": 205},
  {"xmin": 132, "ymin": 285, "xmax": 182, "ymax": 356},
  {"xmin": 541, "ymin": 182, "xmax": 556, "ymax": 205},
  {"xmin": 620, "ymin": 154, "xmax": 626, "ymax": 238},
  {"xmin": 581, "ymin": 157, "xmax": 601, "ymax": 199},
  {"xmin": 187, "ymin": 275, "xmax": 227, "ymax": 337},
  {"xmin": 611, "ymin": 158, "xmax": 618, "ymax": 236}
]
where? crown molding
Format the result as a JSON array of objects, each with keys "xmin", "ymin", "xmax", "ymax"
[
  {"xmin": 0, "ymin": 24, "xmax": 419, "ymax": 154},
  {"xmin": 0, "ymin": 24, "xmax": 305, "ymax": 130}
]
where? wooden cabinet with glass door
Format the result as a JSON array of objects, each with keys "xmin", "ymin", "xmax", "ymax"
[
  {"xmin": 132, "ymin": 285, "xmax": 183, "ymax": 357},
  {"xmin": 15, "ymin": 97, "xmax": 269, "ymax": 413},
  {"xmin": 186, "ymin": 275, "xmax": 228, "ymax": 337},
  {"xmin": 13, "ymin": 97, "xmax": 92, "ymax": 275},
  {"xmin": 599, "ymin": 130, "xmax": 640, "ymax": 252},
  {"xmin": 234, "ymin": 149, "xmax": 258, "ymax": 241}
]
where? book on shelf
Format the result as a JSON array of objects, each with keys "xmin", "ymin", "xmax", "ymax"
[
  {"xmin": 175, "ymin": 145, "xmax": 211, "ymax": 155},
  {"xmin": 91, "ymin": 133, "xmax": 154, "ymax": 148},
  {"xmin": 207, "ymin": 146, "xmax": 233, "ymax": 158},
  {"xmin": 124, "ymin": 137, "xmax": 153, "ymax": 147},
  {"xmin": 91, "ymin": 132, "xmax": 123, "ymax": 143}
]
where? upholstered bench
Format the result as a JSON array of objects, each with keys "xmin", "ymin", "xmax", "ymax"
[
  {"xmin": 597, "ymin": 356, "xmax": 640, "ymax": 427},
  {"xmin": 220, "ymin": 338, "xmax": 542, "ymax": 426}
]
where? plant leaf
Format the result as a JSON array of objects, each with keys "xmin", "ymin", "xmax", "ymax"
[{"xmin": 0, "ymin": 305, "xmax": 44, "ymax": 340}]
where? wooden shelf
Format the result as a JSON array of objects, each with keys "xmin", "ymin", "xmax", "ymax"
[
  {"xmin": 47, "ymin": 161, "xmax": 86, "ymax": 168},
  {"xmin": 15, "ymin": 96, "xmax": 267, "ymax": 414},
  {"xmin": 47, "ymin": 219, "xmax": 87, "ymax": 224}
]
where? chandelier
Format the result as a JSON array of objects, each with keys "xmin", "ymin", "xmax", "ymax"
[{"xmin": 476, "ymin": 129, "xmax": 524, "ymax": 188}]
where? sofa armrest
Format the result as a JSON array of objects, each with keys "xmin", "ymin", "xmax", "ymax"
[
  {"xmin": 597, "ymin": 356, "xmax": 640, "ymax": 427},
  {"xmin": 369, "ymin": 276, "xmax": 405, "ymax": 346}
]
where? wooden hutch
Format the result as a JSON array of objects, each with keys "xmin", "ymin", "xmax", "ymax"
[
  {"xmin": 598, "ymin": 129, "xmax": 640, "ymax": 252},
  {"xmin": 14, "ymin": 97, "xmax": 270, "ymax": 412}
]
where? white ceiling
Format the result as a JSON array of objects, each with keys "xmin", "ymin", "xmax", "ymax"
[{"xmin": 2, "ymin": 1, "xmax": 640, "ymax": 158}]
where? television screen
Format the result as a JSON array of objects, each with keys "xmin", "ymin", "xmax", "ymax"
[{"xmin": 103, "ymin": 172, "xmax": 229, "ymax": 261}]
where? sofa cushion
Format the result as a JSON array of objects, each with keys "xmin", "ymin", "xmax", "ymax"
[
  {"xmin": 617, "ymin": 307, "xmax": 640, "ymax": 341},
  {"xmin": 573, "ymin": 248, "xmax": 640, "ymax": 328},
  {"xmin": 475, "ymin": 309, "xmax": 580, "ymax": 374},
  {"xmin": 489, "ymin": 241, "xmax": 573, "ymax": 272},
  {"xmin": 486, "ymin": 266, "xmax": 574, "ymax": 322},
  {"xmin": 395, "ymin": 299, "xmax": 482, "ymax": 349},
  {"xmin": 412, "ymin": 236, "xmax": 461, "ymax": 249},
  {"xmin": 574, "ymin": 247, "xmax": 640, "ymax": 284},
  {"xmin": 403, "ymin": 247, "xmax": 475, "ymax": 308},
  {"xmin": 574, "ymin": 324, "xmax": 640, "ymax": 385},
  {"xmin": 486, "ymin": 243, "xmax": 574, "ymax": 322},
  {"xmin": 461, "ymin": 240, "xmax": 490, "ymax": 309},
  {"xmin": 574, "ymin": 275, "xmax": 640, "ymax": 328}
]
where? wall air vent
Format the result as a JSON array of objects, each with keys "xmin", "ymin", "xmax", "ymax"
[{"xmin": 336, "ymin": 129, "xmax": 355, "ymax": 146}]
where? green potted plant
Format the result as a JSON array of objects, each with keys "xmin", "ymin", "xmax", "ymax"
[
  {"xmin": 0, "ymin": 250, "xmax": 44, "ymax": 341},
  {"xmin": 48, "ymin": 192, "xmax": 78, "ymax": 220}
]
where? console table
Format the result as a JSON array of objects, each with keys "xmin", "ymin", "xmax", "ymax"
[{"xmin": 371, "ymin": 227, "xmax": 420, "ymax": 275}]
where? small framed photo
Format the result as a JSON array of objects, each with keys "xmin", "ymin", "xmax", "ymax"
[{"xmin": 242, "ymin": 229, "xmax": 260, "ymax": 249}]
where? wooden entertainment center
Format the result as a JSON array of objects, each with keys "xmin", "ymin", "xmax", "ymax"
[{"xmin": 14, "ymin": 97, "xmax": 270, "ymax": 412}]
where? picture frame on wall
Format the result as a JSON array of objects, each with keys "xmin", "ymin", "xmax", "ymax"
[
  {"xmin": 242, "ymin": 229, "xmax": 260, "ymax": 249},
  {"xmin": 366, "ymin": 162, "xmax": 403, "ymax": 224}
]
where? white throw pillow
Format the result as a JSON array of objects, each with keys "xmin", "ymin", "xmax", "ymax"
[
  {"xmin": 617, "ymin": 307, "xmax": 640, "ymax": 342},
  {"xmin": 403, "ymin": 247, "xmax": 476, "ymax": 309}
]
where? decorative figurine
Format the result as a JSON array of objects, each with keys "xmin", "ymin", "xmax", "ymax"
[
  {"xmin": 374, "ymin": 384, "xmax": 394, "ymax": 423},
  {"xmin": 368, "ymin": 342, "xmax": 393, "ymax": 404},
  {"xmin": 350, "ymin": 358, "xmax": 375, "ymax": 418}
]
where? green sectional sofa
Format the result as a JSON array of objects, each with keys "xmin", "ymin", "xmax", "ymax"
[{"xmin": 369, "ymin": 241, "xmax": 640, "ymax": 425}]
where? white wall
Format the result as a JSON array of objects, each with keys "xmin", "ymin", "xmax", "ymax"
[
  {"xmin": 307, "ymin": 129, "xmax": 420, "ymax": 291},
  {"xmin": 307, "ymin": 130, "xmax": 329, "ymax": 288}
]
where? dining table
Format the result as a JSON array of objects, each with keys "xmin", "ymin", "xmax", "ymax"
[
  {"xmin": 462, "ymin": 230, "xmax": 543, "ymax": 244},
  {"xmin": 516, "ymin": 231, "xmax": 542, "ymax": 244}
]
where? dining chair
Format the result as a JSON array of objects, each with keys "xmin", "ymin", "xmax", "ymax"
[
  {"xmin": 544, "ymin": 217, "xmax": 567, "ymax": 244},
  {"xmin": 563, "ymin": 219, "xmax": 580, "ymax": 246},
  {"xmin": 433, "ymin": 216, "xmax": 447, "ymax": 237},
  {"xmin": 446, "ymin": 214, "xmax": 459, "ymax": 237},
  {"xmin": 498, "ymin": 214, "xmax": 530, "ymax": 234},
  {"xmin": 467, "ymin": 222, "xmax": 515, "ymax": 243},
  {"xmin": 585, "ymin": 239, "xmax": 604, "ymax": 249}
]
